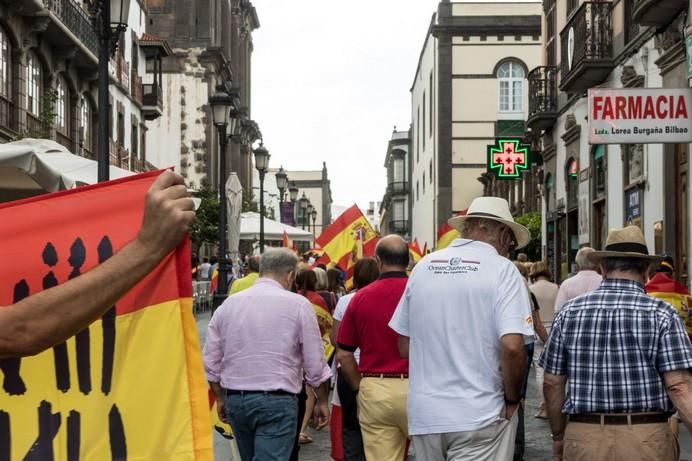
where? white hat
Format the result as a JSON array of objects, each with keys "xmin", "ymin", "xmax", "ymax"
[{"xmin": 448, "ymin": 197, "xmax": 530, "ymax": 249}]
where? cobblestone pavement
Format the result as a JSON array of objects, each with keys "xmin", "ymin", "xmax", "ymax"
[{"xmin": 197, "ymin": 311, "xmax": 692, "ymax": 461}]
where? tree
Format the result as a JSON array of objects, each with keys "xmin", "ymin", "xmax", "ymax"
[
  {"xmin": 189, "ymin": 186, "xmax": 219, "ymax": 250},
  {"xmin": 242, "ymin": 190, "xmax": 275, "ymax": 220},
  {"xmin": 515, "ymin": 211, "xmax": 542, "ymax": 261}
]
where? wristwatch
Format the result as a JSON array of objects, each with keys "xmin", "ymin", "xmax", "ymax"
[{"xmin": 551, "ymin": 432, "xmax": 564, "ymax": 441}]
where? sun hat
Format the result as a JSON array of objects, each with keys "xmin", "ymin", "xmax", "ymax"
[
  {"xmin": 448, "ymin": 197, "xmax": 530, "ymax": 249},
  {"xmin": 587, "ymin": 226, "xmax": 664, "ymax": 264}
]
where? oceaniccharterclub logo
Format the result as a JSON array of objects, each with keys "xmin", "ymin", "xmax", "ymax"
[{"xmin": 428, "ymin": 257, "xmax": 480, "ymax": 274}]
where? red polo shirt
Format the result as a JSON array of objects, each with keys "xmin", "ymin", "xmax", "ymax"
[{"xmin": 337, "ymin": 272, "xmax": 409, "ymax": 374}]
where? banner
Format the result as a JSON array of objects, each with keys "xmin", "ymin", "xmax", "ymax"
[
  {"xmin": 280, "ymin": 202, "xmax": 296, "ymax": 227},
  {"xmin": 588, "ymin": 88, "xmax": 692, "ymax": 144},
  {"xmin": 0, "ymin": 171, "xmax": 212, "ymax": 460}
]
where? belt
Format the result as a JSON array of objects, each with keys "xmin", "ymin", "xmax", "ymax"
[
  {"xmin": 569, "ymin": 413, "xmax": 669, "ymax": 425},
  {"xmin": 226, "ymin": 389, "xmax": 296, "ymax": 397},
  {"xmin": 361, "ymin": 372, "xmax": 408, "ymax": 379}
]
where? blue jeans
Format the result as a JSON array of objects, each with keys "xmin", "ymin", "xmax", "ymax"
[{"xmin": 225, "ymin": 392, "xmax": 298, "ymax": 461}]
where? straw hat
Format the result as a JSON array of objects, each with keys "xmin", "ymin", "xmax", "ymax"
[
  {"xmin": 448, "ymin": 197, "xmax": 530, "ymax": 249},
  {"xmin": 587, "ymin": 226, "xmax": 663, "ymax": 263}
]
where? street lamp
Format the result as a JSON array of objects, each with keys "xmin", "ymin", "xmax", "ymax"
[
  {"xmin": 254, "ymin": 143, "xmax": 270, "ymax": 253},
  {"xmin": 311, "ymin": 209, "xmax": 318, "ymax": 238},
  {"xmin": 289, "ymin": 183, "xmax": 299, "ymax": 202},
  {"xmin": 306, "ymin": 201, "xmax": 314, "ymax": 231},
  {"xmin": 299, "ymin": 193, "xmax": 308, "ymax": 230},
  {"xmin": 209, "ymin": 90, "xmax": 237, "ymax": 308},
  {"xmin": 275, "ymin": 166, "xmax": 288, "ymax": 203},
  {"xmin": 96, "ymin": 0, "xmax": 132, "ymax": 182}
]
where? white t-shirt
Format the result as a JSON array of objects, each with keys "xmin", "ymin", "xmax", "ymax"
[
  {"xmin": 333, "ymin": 292, "xmax": 360, "ymax": 363},
  {"xmin": 389, "ymin": 239, "xmax": 535, "ymax": 436}
]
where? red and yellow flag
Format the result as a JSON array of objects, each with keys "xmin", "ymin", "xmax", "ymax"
[
  {"xmin": 437, "ymin": 223, "xmax": 461, "ymax": 250},
  {"xmin": 282, "ymin": 230, "xmax": 290, "ymax": 248},
  {"xmin": 316, "ymin": 205, "xmax": 378, "ymax": 288},
  {"xmin": 0, "ymin": 171, "xmax": 212, "ymax": 460},
  {"xmin": 409, "ymin": 238, "xmax": 423, "ymax": 263}
]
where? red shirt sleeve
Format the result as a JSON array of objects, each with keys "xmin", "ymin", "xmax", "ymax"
[{"xmin": 336, "ymin": 292, "xmax": 361, "ymax": 351}]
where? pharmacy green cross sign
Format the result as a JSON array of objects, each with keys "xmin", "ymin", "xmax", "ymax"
[{"xmin": 487, "ymin": 138, "xmax": 531, "ymax": 180}]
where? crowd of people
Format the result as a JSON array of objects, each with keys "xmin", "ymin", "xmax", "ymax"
[{"xmin": 201, "ymin": 195, "xmax": 692, "ymax": 461}]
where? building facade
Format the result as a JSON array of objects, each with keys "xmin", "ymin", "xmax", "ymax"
[
  {"xmin": 287, "ymin": 163, "xmax": 333, "ymax": 238},
  {"xmin": 145, "ymin": 0, "xmax": 259, "ymax": 191},
  {"xmin": 527, "ymin": 0, "xmax": 691, "ymax": 283},
  {"xmin": 380, "ymin": 128, "xmax": 411, "ymax": 238},
  {"xmin": 410, "ymin": 0, "xmax": 542, "ymax": 249},
  {"xmin": 0, "ymin": 0, "xmax": 164, "ymax": 173}
]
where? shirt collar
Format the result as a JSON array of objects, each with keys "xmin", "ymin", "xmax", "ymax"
[
  {"xmin": 600, "ymin": 278, "xmax": 645, "ymax": 293},
  {"xmin": 378, "ymin": 271, "xmax": 408, "ymax": 280},
  {"xmin": 255, "ymin": 277, "xmax": 284, "ymax": 290},
  {"xmin": 450, "ymin": 238, "xmax": 498, "ymax": 254}
]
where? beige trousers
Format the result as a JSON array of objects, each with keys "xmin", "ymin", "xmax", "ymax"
[
  {"xmin": 412, "ymin": 410, "xmax": 519, "ymax": 461},
  {"xmin": 357, "ymin": 377, "xmax": 408, "ymax": 461},
  {"xmin": 564, "ymin": 421, "xmax": 679, "ymax": 461}
]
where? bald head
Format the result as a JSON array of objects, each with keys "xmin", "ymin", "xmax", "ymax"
[{"xmin": 375, "ymin": 235, "xmax": 410, "ymax": 270}]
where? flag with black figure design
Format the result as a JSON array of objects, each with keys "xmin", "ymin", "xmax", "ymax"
[{"xmin": 0, "ymin": 171, "xmax": 212, "ymax": 460}]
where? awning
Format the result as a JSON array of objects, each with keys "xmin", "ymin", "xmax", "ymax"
[
  {"xmin": 0, "ymin": 138, "xmax": 132, "ymax": 202},
  {"xmin": 240, "ymin": 212, "xmax": 314, "ymax": 243}
]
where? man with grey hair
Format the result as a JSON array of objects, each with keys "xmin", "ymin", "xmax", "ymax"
[
  {"xmin": 389, "ymin": 197, "xmax": 535, "ymax": 460},
  {"xmin": 554, "ymin": 246, "xmax": 602, "ymax": 313},
  {"xmin": 203, "ymin": 248, "xmax": 332, "ymax": 460}
]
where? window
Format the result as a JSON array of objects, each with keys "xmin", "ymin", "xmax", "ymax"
[
  {"xmin": 80, "ymin": 95, "xmax": 93, "ymax": 156},
  {"xmin": 429, "ymin": 72, "xmax": 433, "ymax": 136},
  {"xmin": 416, "ymin": 181, "xmax": 419, "ymax": 201},
  {"xmin": 623, "ymin": 144, "xmax": 644, "ymax": 186},
  {"xmin": 545, "ymin": 173, "xmax": 554, "ymax": 211},
  {"xmin": 140, "ymin": 125, "xmax": 146, "ymax": 161},
  {"xmin": 429, "ymin": 160, "xmax": 433, "ymax": 184},
  {"xmin": 392, "ymin": 155, "xmax": 404, "ymax": 183},
  {"xmin": 497, "ymin": 61, "xmax": 524, "ymax": 113},
  {"xmin": 422, "ymin": 92, "xmax": 426, "ymax": 151},
  {"xmin": 0, "ymin": 27, "xmax": 9, "ymax": 98},
  {"xmin": 593, "ymin": 145, "xmax": 606, "ymax": 198},
  {"xmin": 567, "ymin": 0, "xmax": 578, "ymax": 16},
  {"xmin": 117, "ymin": 109, "xmax": 125, "ymax": 145},
  {"xmin": 131, "ymin": 121, "xmax": 138, "ymax": 158},
  {"xmin": 416, "ymin": 106, "xmax": 420, "ymax": 163},
  {"xmin": 566, "ymin": 158, "xmax": 578, "ymax": 209},
  {"xmin": 422, "ymin": 172, "xmax": 426, "ymax": 194},
  {"xmin": 546, "ymin": 0, "xmax": 556, "ymax": 66},
  {"xmin": 26, "ymin": 52, "xmax": 41, "ymax": 116},
  {"xmin": 55, "ymin": 77, "xmax": 68, "ymax": 133},
  {"xmin": 392, "ymin": 199, "xmax": 405, "ymax": 222}
]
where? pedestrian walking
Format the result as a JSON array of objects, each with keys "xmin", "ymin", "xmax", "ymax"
[
  {"xmin": 540, "ymin": 226, "xmax": 692, "ymax": 461},
  {"xmin": 529, "ymin": 261, "xmax": 559, "ymax": 419},
  {"xmin": 203, "ymin": 249, "xmax": 332, "ymax": 461},
  {"xmin": 389, "ymin": 197, "xmax": 535, "ymax": 461},
  {"xmin": 330, "ymin": 257, "xmax": 380, "ymax": 461},
  {"xmin": 229, "ymin": 255, "xmax": 260, "ymax": 294},
  {"xmin": 336, "ymin": 235, "xmax": 410, "ymax": 461},
  {"xmin": 199, "ymin": 257, "xmax": 211, "ymax": 280},
  {"xmin": 553, "ymin": 247, "xmax": 601, "ymax": 313}
]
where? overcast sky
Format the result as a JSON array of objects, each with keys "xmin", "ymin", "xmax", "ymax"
[{"xmin": 251, "ymin": 0, "xmax": 440, "ymax": 211}]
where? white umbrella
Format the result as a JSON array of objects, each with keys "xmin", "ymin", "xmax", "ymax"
[{"xmin": 226, "ymin": 172, "xmax": 243, "ymax": 262}]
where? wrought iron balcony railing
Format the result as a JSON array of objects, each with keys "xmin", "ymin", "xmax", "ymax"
[
  {"xmin": 527, "ymin": 66, "xmax": 558, "ymax": 132},
  {"xmin": 389, "ymin": 220, "xmax": 409, "ymax": 234},
  {"xmin": 44, "ymin": 0, "xmax": 99, "ymax": 57},
  {"xmin": 387, "ymin": 181, "xmax": 409, "ymax": 196},
  {"xmin": 560, "ymin": 2, "xmax": 613, "ymax": 93}
]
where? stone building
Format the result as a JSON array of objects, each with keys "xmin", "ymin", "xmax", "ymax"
[
  {"xmin": 287, "ymin": 163, "xmax": 333, "ymax": 237},
  {"xmin": 409, "ymin": 0, "xmax": 543, "ymax": 249},
  {"xmin": 144, "ymin": 0, "xmax": 259, "ymax": 192},
  {"xmin": 527, "ymin": 0, "xmax": 691, "ymax": 282},
  {"xmin": 0, "ymin": 0, "xmax": 165, "ymax": 172},
  {"xmin": 380, "ymin": 128, "xmax": 411, "ymax": 238}
]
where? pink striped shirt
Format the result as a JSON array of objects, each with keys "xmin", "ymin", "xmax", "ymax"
[{"xmin": 203, "ymin": 278, "xmax": 332, "ymax": 393}]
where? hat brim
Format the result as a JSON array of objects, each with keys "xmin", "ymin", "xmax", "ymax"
[
  {"xmin": 587, "ymin": 251, "xmax": 664, "ymax": 264},
  {"xmin": 448, "ymin": 215, "xmax": 531, "ymax": 249}
]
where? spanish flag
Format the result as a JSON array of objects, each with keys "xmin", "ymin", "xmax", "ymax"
[
  {"xmin": 0, "ymin": 171, "xmax": 212, "ymax": 460},
  {"xmin": 316, "ymin": 205, "xmax": 378, "ymax": 288},
  {"xmin": 409, "ymin": 238, "xmax": 423, "ymax": 263},
  {"xmin": 437, "ymin": 223, "xmax": 461, "ymax": 250}
]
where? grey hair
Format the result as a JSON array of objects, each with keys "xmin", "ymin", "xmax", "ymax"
[
  {"xmin": 461, "ymin": 218, "xmax": 505, "ymax": 244},
  {"xmin": 313, "ymin": 267, "xmax": 328, "ymax": 291},
  {"xmin": 602, "ymin": 257, "xmax": 651, "ymax": 276},
  {"xmin": 259, "ymin": 249, "xmax": 299, "ymax": 276},
  {"xmin": 575, "ymin": 247, "xmax": 598, "ymax": 271}
]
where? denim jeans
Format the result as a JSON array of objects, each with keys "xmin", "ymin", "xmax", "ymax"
[{"xmin": 225, "ymin": 392, "xmax": 298, "ymax": 461}]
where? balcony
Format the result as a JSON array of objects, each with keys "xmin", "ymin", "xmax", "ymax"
[
  {"xmin": 527, "ymin": 66, "xmax": 558, "ymax": 132},
  {"xmin": 560, "ymin": 2, "xmax": 613, "ymax": 93},
  {"xmin": 142, "ymin": 83, "xmax": 163, "ymax": 120},
  {"xmin": 116, "ymin": 55, "xmax": 130, "ymax": 90},
  {"xmin": 387, "ymin": 181, "xmax": 409, "ymax": 196},
  {"xmin": 44, "ymin": 0, "xmax": 98, "ymax": 57},
  {"xmin": 131, "ymin": 71, "xmax": 143, "ymax": 106},
  {"xmin": 633, "ymin": 0, "xmax": 687, "ymax": 27},
  {"xmin": 388, "ymin": 220, "xmax": 409, "ymax": 235}
]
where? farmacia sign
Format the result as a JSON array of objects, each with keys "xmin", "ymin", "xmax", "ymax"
[{"xmin": 588, "ymin": 88, "xmax": 692, "ymax": 144}]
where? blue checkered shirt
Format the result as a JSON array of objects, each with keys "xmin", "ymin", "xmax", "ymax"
[{"xmin": 539, "ymin": 278, "xmax": 692, "ymax": 414}]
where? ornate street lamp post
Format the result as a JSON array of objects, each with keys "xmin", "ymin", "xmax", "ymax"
[
  {"xmin": 275, "ymin": 166, "xmax": 288, "ymax": 203},
  {"xmin": 96, "ymin": 0, "xmax": 131, "ymax": 182},
  {"xmin": 254, "ymin": 143, "xmax": 270, "ymax": 253},
  {"xmin": 289, "ymin": 183, "xmax": 299, "ymax": 226},
  {"xmin": 311, "ymin": 209, "xmax": 318, "ymax": 238},
  {"xmin": 299, "ymin": 193, "xmax": 308, "ymax": 230},
  {"xmin": 209, "ymin": 91, "xmax": 238, "ymax": 308},
  {"xmin": 306, "ymin": 202, "xmax": 314, "ymax": 232}
]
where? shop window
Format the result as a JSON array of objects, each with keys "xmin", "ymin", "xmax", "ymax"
[
  {"xmin": 593, "ymin": 145, "xmax": 606, "ymax": 199},
  {"xmin": 623, "ymin": 144, "xmax": 644, "ymax": 186},
  {"xmin": 566, "ymin": 158, "xmax": 578, "ymax": 209}
]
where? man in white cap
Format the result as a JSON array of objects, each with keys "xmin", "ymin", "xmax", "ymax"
[
  {"xmin": 540, "ymin": 226, "xmax": 692, "ymax": 461},
  {"xmin": 389, "ymin": 197, "xmax": 535, "ymax": 460}
]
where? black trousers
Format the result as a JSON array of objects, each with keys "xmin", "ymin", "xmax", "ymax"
[
  {"xmin": 514, "ymin": 343, "xmax": 534, "ymax": 461},
  {"xmin": 337, "ymin": 369, "xmax": 366, "ymax": 461}
]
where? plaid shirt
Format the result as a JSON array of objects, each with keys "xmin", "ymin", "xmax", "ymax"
[{"xmin": 539, "ymin": 278, "xmax": 692, "ymax": 414}]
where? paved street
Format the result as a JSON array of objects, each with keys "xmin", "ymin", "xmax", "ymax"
[{"xmin": 197, "ymin": 310, "xmax": 692, "ymax": 460}]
